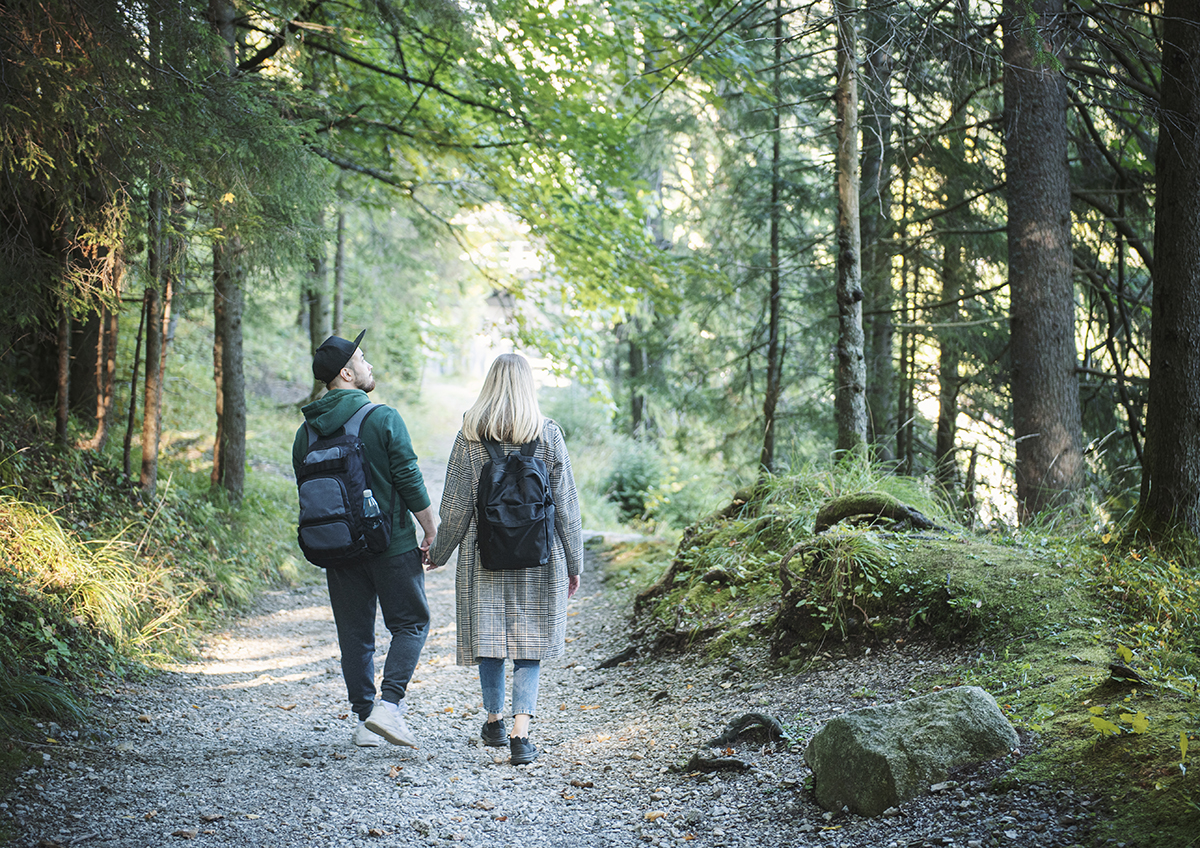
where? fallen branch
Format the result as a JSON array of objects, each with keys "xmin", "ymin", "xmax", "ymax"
[
  {"xmin": 675, "ymin": 752, "xmax": 753, "ymax": 773},
  {"xmin": 597, "ymin": 646, "xmax": 637, "ymax": 669}
]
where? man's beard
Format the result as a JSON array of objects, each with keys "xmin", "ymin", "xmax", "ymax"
[{"xmin": 356, "ymin": 373, "xmax": 376, "ymax": 393}]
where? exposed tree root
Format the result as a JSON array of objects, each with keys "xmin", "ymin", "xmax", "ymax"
[{"xmin": 813, "ymin": 492, "xmax": 935, "ymax": 533}]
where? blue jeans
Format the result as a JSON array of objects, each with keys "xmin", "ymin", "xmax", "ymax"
[
  {"xmin": 478, "ymin": 657, "xmax": 540, "ymax": 717},
  {"xmin": 326, "ymin": 548, "xmax": 429, "ymax": 721}
]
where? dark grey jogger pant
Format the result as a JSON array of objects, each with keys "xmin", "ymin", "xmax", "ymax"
[{"xmin": 325, "ymin": 547, "xmax": 429, "ymax": 721}]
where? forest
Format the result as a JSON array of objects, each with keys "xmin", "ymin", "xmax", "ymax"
[
  {"xmin": 1, "ymin": 0, "xmax": 1199, "ymax": 843},
  {"xmin": 2, "ymin": 0, "xmax": 1198, "ymax": 535}
]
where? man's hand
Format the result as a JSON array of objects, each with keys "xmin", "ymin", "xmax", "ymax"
[
  {"xmin": 420, "ymin": 535, "xmax": 437, "ymax": 568},
  {"xmin": 413, "ymin": 505, "xmax": 437, "ymax": 569}
]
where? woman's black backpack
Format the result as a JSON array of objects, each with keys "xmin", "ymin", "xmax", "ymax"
[{"xmin": 476, "ymin": 440, "xmax": 555, "ymax": 571}]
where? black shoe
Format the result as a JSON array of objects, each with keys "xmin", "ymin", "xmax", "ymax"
[
  {"xmin": 509, "ymin": 736, "xmax": 538, "ymax": 765},
  {"xmin": 481, "ymin": 719, "xmax": 507, "ymax": 747}
]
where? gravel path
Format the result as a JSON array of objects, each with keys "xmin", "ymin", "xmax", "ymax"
[
  {"xmin": 4, "ymin": 543, "xmax": 1108, "ymax": 848},
  {"xmin": 3, "ymin": 382, "xmax": 1108, "ymax": 847}
]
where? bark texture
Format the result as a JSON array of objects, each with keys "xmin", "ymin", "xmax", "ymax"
[
  {"xmin": 833, "ymin": 0, "xmax": 868, "ymax": 457},
  {"xmin": 760, "ymin": 2, "xmax": 784, "ymax": 474},
  {"xmin": 55, "ymin": 303, "xmax": 70, "ymax": 444},
  {"xmin": 140, "ymin": 187, "xmax": 165, "ymax": 500},
  {"xmin": 208, "ymin": 0, "xmax": 246, "ymax": 503},
  {"xmin": 1002, "ymin": 0, "xmax": 1083, "ymax": 521},
  {"xmin": 860, "ymin": 2, "xmax": 895, "ymax": 462},
  {"xmin": 1136, "ymin": 1, "xmax": 1200, "ymax": 538},
  {"xmin": 211, "ymin": 222, "xmax": 246, "ymax": 502},
  {"xmin": 80, "ymin": 304, "xmax": 119, "ymax": 452},
  {"xmin": 305, "ymin": 207, "xmax": 331, "ymax": 400}
]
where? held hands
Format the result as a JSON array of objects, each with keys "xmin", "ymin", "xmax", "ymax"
[
  {"xmin": 420, "ymin": 533, "xmax": 437, "ymax": 569},
  {"xmin": 414, "ymin": 506, "xmax": 438, "ymax": 570}
]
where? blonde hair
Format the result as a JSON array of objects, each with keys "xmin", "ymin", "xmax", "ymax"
[{"xmin": 462, "ymin": 353, "xmax": 544, "ymax": 443}]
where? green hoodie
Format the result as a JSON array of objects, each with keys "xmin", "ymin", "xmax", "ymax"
[{"xmin": 292, "ymin": 389, "xmax": 430, "ymax": 558}]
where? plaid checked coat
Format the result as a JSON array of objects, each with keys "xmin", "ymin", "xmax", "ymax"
[{"xmin": 427, "ymin": 420, "xmax": 583, "ymax": 665}]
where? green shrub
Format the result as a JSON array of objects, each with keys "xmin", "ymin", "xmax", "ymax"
[
  {"xmin": 604, "ymin": 438, "xmax": 662, "ymax": 522},
  {"xmin": 1093, "ymin": 543, "xmax": 1200, "ymax": 659},
  {"xmin": 540, "ymin": 384, "xmax": 613, "ymax": 445},
  {"xmin": 0, "ymin": 663, "xmax": 84, "ymax": 739}
]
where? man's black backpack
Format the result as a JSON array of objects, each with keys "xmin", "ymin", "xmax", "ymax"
[
  {"xmin": 296, "ymin": 402, "xmax": 392, "ymax": 568},
  {"xmin": 476, "ymin": 439, "xmax": 556, "ymax": 571}
]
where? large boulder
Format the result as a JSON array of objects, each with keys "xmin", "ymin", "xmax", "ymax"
[{"xmin": 804, "ymin": 686, "xmax": 1018, "ymax": 816}]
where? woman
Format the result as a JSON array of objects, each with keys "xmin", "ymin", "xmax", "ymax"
[{"xmin": 426, "ymin": 353, "xmax": 583, "ymax": 764}]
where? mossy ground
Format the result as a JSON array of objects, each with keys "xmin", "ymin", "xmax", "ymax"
[{"xmin": 607, "ymin": 489, "xmax": 1200, "ymax": 848}]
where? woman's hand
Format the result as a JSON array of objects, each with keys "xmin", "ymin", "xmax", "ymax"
[{"xmin": 567, "ymin": 574, "xmax": 581, "ymax": 598}]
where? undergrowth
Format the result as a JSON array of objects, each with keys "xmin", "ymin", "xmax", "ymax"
[
  {"xmin": 0, "ymin": 372, "xmax": 304, "ymax": 756},
  {"xmin": 622, "ymin": 465, "xmax": 1200, "ymax": 847}
]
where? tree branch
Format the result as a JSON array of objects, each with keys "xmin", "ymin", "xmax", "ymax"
[{"xmin": 1072, "ymin": 189, "xmax": 1154, "ymax": 275}]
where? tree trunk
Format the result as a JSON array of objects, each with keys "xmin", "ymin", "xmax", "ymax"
[
  {"xmin": 140, "ymin": 283, "xmax": 163, "ymax": 497},
  {"xmin": 55, "ymin": 303, "xmax": 70, "ymax": 444},
  {"xmin": 211, "ymin": 225, "xmax": 246, "ymax": 502},
  {"xmin": 211, "ymin": 275, "xmax": 224, "ymax": 487},
  {"xmin": 334, "ymin": 205, "xmax": 346, "ymax": 337},
  {"xmin": 760, "ymin": 1, "xmax": 784, "ymax": 475},
  {"xmin": 80, "ymin": 304, "xmax": 119, "ymax": 452},
  {"xmin": 833, "ymin": 0, "xmax": 867, "ymax": 457},
  {"xmin": 896, "ymin": 229, "xmax": 917, "ymax": 475},
  {"xmin": 306, "ymin": 207, "xmax": 331, "ymax": 399},
  {"xmin": 935, "ymin": 237, "xmax": 963, "ymax": 491},
  {"xmin": 162, "ymin": 183, "xmax": 185, "ymax": 368},
  {"xmin": 936, "ymin": 38, "xmax": 970, "ymax": 493},
  {"xmin": 895, "ymin": 151, "xmax": 915, "ymax": 472},
  {"xmin": 1134, "ymin": 1, "xmax": 1200, "ymax": 539},
  {"xmin": 209, "ymin": 0, "xmax": 246, "ymax": 503},
  {"xmin": 859, "ymin": 0, "xmax": 895, "ymax": 463},
  {"xmin": 70, "ymin": 311, "xmax": 100, "ymax": 420},
  {"xmin": 1003, "ymin": 0, "xmax": 1083, "ymax": 522},
  {"xmin": 629, "ymin": 334, "xmax": 647, "ymax": 438},
  {"xmin": 123, "ymin": 294, "xmax": 147, "ymax": 480},
  {"xmin": 140, "ymin": 187, "xmax": 165, "ymax": 500}
]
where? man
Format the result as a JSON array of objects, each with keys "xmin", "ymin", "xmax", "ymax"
[{"xmin": 292, "ymin": 330, "xmax": 436, "ymax": 748}]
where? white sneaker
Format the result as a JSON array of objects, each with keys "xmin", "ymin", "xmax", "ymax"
[
  {"xmin": 352, "ymin": 721, "xmax": 384, "ymax": 747},
  {"xmin": 364, "ymin": 700, "xmax": 417, "ymax": 748}
]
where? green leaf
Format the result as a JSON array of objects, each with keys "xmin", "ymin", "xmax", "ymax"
[{"xmin": 1120, "ymin": 711, "xmax": 1149, "ymax": 734}]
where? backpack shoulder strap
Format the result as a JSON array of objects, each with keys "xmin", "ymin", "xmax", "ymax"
[
  {"xmin": 519, "ymin": 439, "xmax": 540, "ymax": 457},
  {"xmin": 304, "ymin": 402, "xmax": 381, "ymax": 448},
  {"xmin": 343, "ymin": 402, "xmax": 382, "ymax": 438},
  {"xmin": 482, "ymin": 439, "xmax": 505, "ymax": 464}
]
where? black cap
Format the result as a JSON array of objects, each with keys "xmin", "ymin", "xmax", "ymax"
[{"xmin": 312, "ymin": 329, "xmax": 366, "ymax": 384}]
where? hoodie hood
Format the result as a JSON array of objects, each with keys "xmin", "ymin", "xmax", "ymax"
[{"xmin": 301, "ymin": 389, "xmax": 372, "ymax": 437}]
